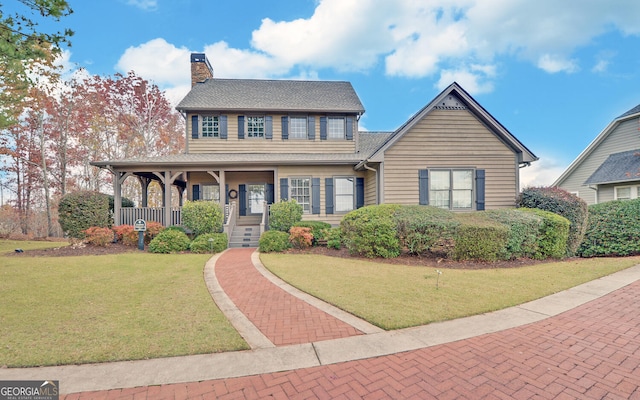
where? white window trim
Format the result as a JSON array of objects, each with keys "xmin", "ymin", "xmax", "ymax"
[
  {"xmin": 201, "ymin": 184, "xmax": 220, "ymax": 202},
  {"xmin": 289, "ymin": 177, "xmax": 312, "ymax": 213},
  {"xmin": 200, "ymin": 114, "xmax": 220, "ymax": 138},
  {"xmin": 327, "ymin": 116, "xmax": 346, "ymax": 140},
  {"xmin": 289, "ymin": 116, "xmax": 308, "ymax": 140},
  {"xmin": 334, "ymin": 176, "xmax": 355, "ymax": 213},
  {"xmin": 614, "ymin": 185, "xmax": 639, "ymax": 200},
  {"xmin": 246, "ymin": 115, "xmax": 265, "ymax": 139}
]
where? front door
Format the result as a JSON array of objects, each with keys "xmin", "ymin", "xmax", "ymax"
[{"xmin": 248, "ymin": 184, "xmax": 265, "ymax": 214}]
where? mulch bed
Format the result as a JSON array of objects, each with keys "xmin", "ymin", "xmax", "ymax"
[{"xmin": 6, "ymin": 241, "xmax": 550, "ymax": 269}]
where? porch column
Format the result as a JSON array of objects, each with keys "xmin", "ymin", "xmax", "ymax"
[
  {"xmin": 138, "ymin": 176, "xmax": 150, "ymax": 207},
  {"xmin": 114, "ymin": 172, "xmax": 123, "ymax": 226},
  {"xmin": 164, "ymin": 171, "xmax": 172, "ymax": 226},
  {"xmin": 219, "ymin": 170, "xmax": 226, "ymax": 207}
]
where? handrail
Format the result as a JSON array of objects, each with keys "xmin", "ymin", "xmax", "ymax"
[
  {"xmin": 223, "ymin": 201, "xmax": 237, "ymax": 236},
  {"xmin": 260, "ymin": 201, "xmax": 268, "ymax": 235}
]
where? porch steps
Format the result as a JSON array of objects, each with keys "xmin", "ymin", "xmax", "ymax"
[{"xmin": 229, "ymin": 225, "xmax": 260, "ymax": 248}]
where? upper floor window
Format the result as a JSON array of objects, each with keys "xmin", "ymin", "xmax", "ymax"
[
  {"xmin": 290, "ymin": 117, "xmax": 308, "ymax": 139},
  {"xmin": 328, "ymin": 117, "xmax": 345, "ymax": 139},
  {"xmin": 202, "ymin": 116, "xmax": 219, "ymax": 138},
  {"xmin": 430, "ymin": 169, "xmax": 473, "ymax": 210},
  {"xmin": 247, "ymin": 116, "xmax": 265, "ymax": 138},
  {"xmin": 290, "ymin": 177, "xmax": 311, "ymax": 213}
]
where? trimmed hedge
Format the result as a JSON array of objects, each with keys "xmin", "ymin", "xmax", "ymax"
[
  {"xmin": 269, "ymin": 200, "xmax": 303, "ymax": 232},
  {"xmin": 451, "ymin": 214, "xmax": 509, "ymax": 261},
  {"xmin": 393, "ymin": 205, "xmax": 459, "ymax": 255},
  {"xmin": 326, "ymin": 227, "xmax": 342, "ymax": 250},
  {"xmin": 578, "ymin": 199, "xmax": 640, "ymax": 257},
  {"xmin": 340, "ymin": 204, "xmax": 402, "ymax": 258},
  {"xmin": 259, "ymin": 230, "xmax": 291, "ymax": 253},
  {"xmin": 483, "ymin": 209, "xmax": 542, "ymax": 259},
  {"xmin": 190, "ymin": 233, "xmax": 228, "ymax": 254},
  {"xmin": 519, "ymin": 208, "xmax": 570, "ymax": 259},
  {"xmin": 181, "ymin": 200, "xmax": 224, "ymax": 236},
  {"xmin": 518, "ymin": 187, "xmax": 588, "ymax": 256},
  {"xmin": 58, "ymin": 191, "xmax": 111, "ymax": 238},
  {"xmin": 148, "ymin": 229, "xmax": 191, "ymax": 253}
]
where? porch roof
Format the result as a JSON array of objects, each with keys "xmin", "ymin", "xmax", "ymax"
[
  {"xmin": 584, "ymin": 149, "xmax": 640, "ymax": 185},
  {"xmin": 91, "ymin": 152, "xmax": 367, "ymax": 169}
]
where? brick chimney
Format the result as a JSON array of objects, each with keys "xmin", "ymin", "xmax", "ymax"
[{"xmin": 190, "ymin": 53, "xmax": 213, "ymax": 87}]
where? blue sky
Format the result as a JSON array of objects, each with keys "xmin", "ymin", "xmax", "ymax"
[{"xmin": 14, "ymin": 0, "xmax": 640, "ymax": 187}]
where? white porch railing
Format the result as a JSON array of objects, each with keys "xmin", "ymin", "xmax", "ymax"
[
  {"xmin": 120, "ymin": 207, "xmax": 181, "ymax": 226},
  {"xmin": 223, "ymin": 201, "xmax": 237, "ymax": 236},
  {"xmin": 260, "ymin": 201, "xmax": 269, "ymax": 235}
]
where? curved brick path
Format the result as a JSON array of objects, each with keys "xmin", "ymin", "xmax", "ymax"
[
  {"xmin": 65, "ymin": 280, "xmax": 640, "ymax": 399},
  {"xmin": 214, "ymin": 248, "xmax": 363, "ymax": 346}
]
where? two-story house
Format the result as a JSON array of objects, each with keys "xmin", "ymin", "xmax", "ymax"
[{"xmin": 92, "ymin": 53, "xmax": 537, "ymax": 246}]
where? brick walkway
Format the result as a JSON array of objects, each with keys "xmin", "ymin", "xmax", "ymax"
[
  {"xmin": 214, "ymin": 248, "xmax": 363, "ymax": 346},
  {"xmin": 65, "ymin": 280, "xmax": 640, "ymax": 399}
]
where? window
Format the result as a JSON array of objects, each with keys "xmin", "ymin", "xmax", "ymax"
[
  {"xmin": 430, "ymin": 169, "xmax": 473, "ymax": 210},
  {"xmin": 290, "ymin": 178, "xmax": 311, "ymax": 213},
  {"xmin": 201, "ymin": 184, "xmax": 220, "ymax": 202},
  {"xmin": 201, "ymin": 116, "xmax": 219, "ymax": 138},
  {"xmin": 290, "ymin": 117, "xmax": 308, "ymax": 139},
  {"xmin": 614, "ymin": 186, "xmax": 640, "ymax": 200},
  {"xmin": 247, "ymin": 116, "xmax": 264, "ymax": 138},
  {"xmin": 327, "ymin": 117, "xmax": 345, "ymax": 139},
  {"xmin": 335, "ymin": 177, "xmax": 355, "ymax": 212}
]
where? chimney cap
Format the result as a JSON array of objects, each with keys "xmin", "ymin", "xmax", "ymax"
[{"xmin": 190, "ymin": 53, "xmax": 207, "ymax": 63}]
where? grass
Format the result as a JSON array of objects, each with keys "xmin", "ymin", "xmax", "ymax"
[
  {"xmin": 261, "ymin": 253, "xmax": 640, "ymax": 330},
  {"xmin": 0, "ymin": 239, "xmax": 67, "ymax": 253},
  {"xmin": 0, "ymin": 240, "xmax": 248, "ymax": 367}
]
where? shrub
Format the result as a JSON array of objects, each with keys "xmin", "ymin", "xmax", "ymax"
[
  {"xmin": 483, "ymin": 209, "xmax": 542, "ymax": 259},
  {"xmin": 578, "ymin": 199, "xmax": 640, "ymax": 257},
  {"xmin": 518, "ymin": 187, "xmax": 588, "ymax": 256},
  {"xmin": 190, "ymin": 233, "xmax": 228, "ymax": 254},
  {"xmin": 269, "ymin": 200, "xmax": 303, "ymax": 232},
  {"xmin": 292, "ymin": 221, "xmax": 332, "ymax": 244},
  {"xmin": 83, "ymin": 226, "xmax": 113, "ymax": 247},
  {"xmin": 393, "ymin": 205, "xmax": 459, "ymax": 255},
  {"xmin": 326, "ymin": 227, "xmax": 342, "ymax": 250},
  {"xmin": 289, "ymin": 227, "xmax": 313, "ymax": 249},
  {"xmin": 341, "ymin": 204, "xmax": 402, "ymax": 258},
  {"xmin": 148, "ymin": 229, "xmax": 191, "ymax": 253},
  {"xmin": 58, "ymin": 191, "xmax": 111, "ymax": 238},
  {"xmin": 107, "ymin": 195, "xmax": 134, "ymax": 211},
  {"xmin": 144, "ymin": 221, "xmax": 164, "ymax": 244},
  {"xmin": 181, "ymin": 200, "xmax": 224, "ymax": 236},
  {"xmin": 451, "ymin": 214, "xmax": 509, "ymax": 261},
  {"xmin": 259, "ymin": 230, "xmax": 291, "ymax": 252},
  {"xmin": 519, "ymin": 208, "xmax": 570, "ymax": 259},
  {"xmin": 164, "ymin": 225, "xmax": 187, "ymax": 234},
  {"xmin": 112, "ymin": 225, "xmax": 139, "ymax": 246}
]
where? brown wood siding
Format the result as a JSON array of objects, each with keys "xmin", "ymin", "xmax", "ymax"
[
  {"xmin": 557, "ymin": 117, "xmax": 640, "ymax": 205},
  {"xmin": 383, "ymin": 109, "xmax": 518, "ymax": 208},
  {"xmin": 187, "ymin": 113, "xmax": 356, "ymax": 154}
]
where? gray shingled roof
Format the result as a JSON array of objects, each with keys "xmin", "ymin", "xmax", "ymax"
[
  {"xmin": 584, "ymin": 149, "xmax": 640, "ymax": 185},
  {"xmin": 617, "ymin": 104, "xmax": 640, "ymax": 119},
  {"xmin": 176, "ymin": 79, "xmax": 365, "ymax": 113},
  {"xmin": 357, "ymin": 132, "xmax": 393, "ymax": 156}
]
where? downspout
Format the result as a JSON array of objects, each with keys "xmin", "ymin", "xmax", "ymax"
[{"xmin": 362, "ymin": 161, "xmax": 378, "ymax": 204}]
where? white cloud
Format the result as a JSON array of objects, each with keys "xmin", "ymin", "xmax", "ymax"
[
  {"xmin": 437, "ymin": 64, "xmax": 496, "ymax": 94},
  {"xmin": 116, "ymin": 38, "xmax": 191, "ymax": 86},
  {"xmin": 520, "ymin": 155, "xmax": 567, "ymax": 189},
  {"xmin": 126, "ymin": 0, "xmax": 157, "ymax": 11},
  {"xmin": 537, "ymin": 54, "xmax": 579, "ymax": 74}
]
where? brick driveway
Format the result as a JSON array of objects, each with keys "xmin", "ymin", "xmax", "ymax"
[{"xmin": 64, "ymin": 258, "xmax": 640, "ymax": 399}]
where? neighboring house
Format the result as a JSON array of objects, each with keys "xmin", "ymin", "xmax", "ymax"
[
  {"xmin": 553, "ymin": 104, "xmax": 640, "ymax": 205},
  {"xmin": 92, "ymin": 53, "xmax": 537, "ymax": 245}
]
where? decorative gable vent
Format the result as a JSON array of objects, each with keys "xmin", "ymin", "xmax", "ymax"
[{"xmin": 435, "ymin": 94, "xmax": 466, "ymax": 110}]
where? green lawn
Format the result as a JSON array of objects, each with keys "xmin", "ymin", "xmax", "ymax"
[
  {"xmin": 261, "ymin": 253, "xmax": 640, "ymax": 330},
  {"xmin": 0, "ymin": 240, "xmax": 248, "ymax": 367}
]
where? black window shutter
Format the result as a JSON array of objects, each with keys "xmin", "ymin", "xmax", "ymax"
[
  {"xmin": 346, "ymin": 116, "xmax": 354, "ymax": 140},
  {"xmin": 266, "ymin": 183, "xmax": 275, "ymax": 204},
  {"xmin": 220, "ymin": 115, "xmax": 228, "ymax": 139},
  {"xmin": 239, "ymin": 184, "xmax": 247, "ymax": 216},
  {"xmin": 308, "ymin": 116, "xmax": 315, "ymax": 140},
  {"xmin": 238, "ymin": 116, "xmax": 245, "ymax": 139},
  {"xmin": 418, "ymin": 169, "xmax": 429, "ymax": 205},
  {"xmin": 312, "ymin": 178, "xmax": 320, "ymax": 215},
  {"xmin": 192, "ymin": 184, "xmax": 200, "ymax": 201},
  {"xmin": 281, "ymin": 116, "xmax": 289, "ymax": 140},
  {"xmin": 320, "ymin": 116, "xmax": 327, "ymax": 140},
  {"xmin": 356, "ymin": 177, "xmax": 364, "ymax": 209},
  {"xmin": 191, "ymin": 115, "xmax": 199, "ymax": 139},
  {"xmin": 225, "ymin": 184, "xmax": 229, "ymax": 204},
  {"xmin": 265, "ymin": 116, "xmax": 273, "ymax": 139},
  {"xmin": 280, "ymin": 178, "xmax": 289, "ymax": 201},
  {"xmin": 325, "ymin": 178, "xmax": 334, "ymax": 214},
  {"xmin": 476, "ymin": 169, "xmax": 485, "ymax": 211}
]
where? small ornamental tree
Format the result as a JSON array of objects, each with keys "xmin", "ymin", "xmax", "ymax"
[
  {"xmin": 518, "ymin": 186, "xmax": 588, "ymax": 257},
  {"xmin": 181, "ymin": 200, "xmax": 224, "ymax": 236}
]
